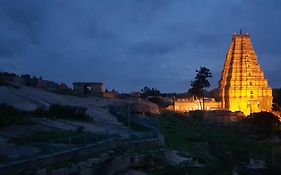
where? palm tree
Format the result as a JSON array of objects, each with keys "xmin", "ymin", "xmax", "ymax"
[
  {"xmin": 189, "ymin": 67, "xmax": 212, "ymax": 110},
  {"xmin": 189, "ymin": 80, "xmax": 203, "ymax": 110}
]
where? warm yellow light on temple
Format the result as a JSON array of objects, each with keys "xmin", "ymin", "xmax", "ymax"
[
  {"xmin": 174, "ymin": 32, "xmax": 272, "ymax": 115},
  {"xmin": 219, "ymin": 32, "xmax": 272, "ymax": 115}
]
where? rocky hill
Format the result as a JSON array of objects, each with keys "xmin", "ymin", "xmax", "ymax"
[{"xmin": 0, "ymin": 85, "xmax": 118, "ymax": 123}]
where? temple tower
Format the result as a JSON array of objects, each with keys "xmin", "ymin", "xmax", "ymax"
[{"xmin": 219, "ymin": 32, "xmax": 272, "ymax": 115}]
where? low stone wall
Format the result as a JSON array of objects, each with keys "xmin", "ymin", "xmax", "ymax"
[{"xmin": 0, "ymin": 138, "xmax": 162, "ymax": 174}]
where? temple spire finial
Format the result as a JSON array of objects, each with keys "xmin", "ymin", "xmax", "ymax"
[{"xmin": 240, "ymin": 29, "xmax": 242, "ymax": 35}]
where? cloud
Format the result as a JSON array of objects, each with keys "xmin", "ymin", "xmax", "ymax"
[{"xmin": 0, "ymin": 0, "xmax": 281, "ymax": 92}]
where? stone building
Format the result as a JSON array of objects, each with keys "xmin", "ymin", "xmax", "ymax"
[
  {"xmin": 219, "ymin": 32, "xmax": 272, "ymax": 115},
  {"xmin": 174, "ymin": 98, "xmax": 221, "ymax": 112},
  {"xmin": 73, "ymin": 82, "xmax": 104, "ymax": 97}
]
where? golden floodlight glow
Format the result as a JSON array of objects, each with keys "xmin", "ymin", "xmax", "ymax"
[{"xmin": 219, "ymin": 32, "xmax": 272, "ymax": 115}]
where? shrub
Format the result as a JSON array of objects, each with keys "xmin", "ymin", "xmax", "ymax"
[
  {"xmin": 45, "ymin": 104, "xmax": 92, "ymax": 121},
  {"xmin": 243, "ymin": 112, "xmax": 281, "ymax": 135},
  {"xmin": 0, "ymin": 104, "xmax": 33, "ymax": 127}
]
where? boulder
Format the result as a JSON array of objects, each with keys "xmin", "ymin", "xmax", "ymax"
[{"xmin": 130, "ymin": 101, "xmax": 160, "ymax": 115}]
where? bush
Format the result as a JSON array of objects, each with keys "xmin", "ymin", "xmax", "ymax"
[
  {"xmin": 0, "ymin": 104, "xmax": 33, "ymax": 127},
  {"xmin": 140, "ymin": 86, "xmax": 160, "ymax": 97},
  {"xmin": 243, "ymin": 112, "xmax": 281, "ymax": 135},
  {"xmin": 48, "ymin": 104, "xmax": 91, "ymax": 121},
  {"xmin": 0, "ymin": 103, "xmax": 92, "ymax": 128}
]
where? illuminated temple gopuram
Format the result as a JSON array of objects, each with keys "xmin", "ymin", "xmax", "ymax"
[
  {"xmin": 219, "ymin": 32, "xmax": 272, "ymax": 115},
  {"xmin": 174, "ymin": 32, "xmax": 272, "ymax": 116}
]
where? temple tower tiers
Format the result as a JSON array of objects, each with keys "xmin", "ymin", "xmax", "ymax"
[{"xmin": 219, "ymin": 32, "xmax": 272, "ymax": 115}]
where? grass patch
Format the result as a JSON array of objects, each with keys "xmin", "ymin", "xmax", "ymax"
[
  {"xmin": 154, "ymin": 111, "xmax": 273, "ymax": 174},
  {"xmin": 186, "ymin": 119, "xmax": 271, "ymax": 160},
  {"xmin": 156, "ymin": 112, "xmax": 205, "ymax": 152}
]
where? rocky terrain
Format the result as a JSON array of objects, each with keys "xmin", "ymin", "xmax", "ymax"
[
  {"xmin": 0, "ymin": 84, "xmax": 164, "ymax": 174},
  {"xmin": 1, "ymin": 83, "xmax": 280, "ymax": 174}
]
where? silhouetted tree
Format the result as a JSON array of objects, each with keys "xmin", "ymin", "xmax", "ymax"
[
  {"xmin": 21, "ymin": 74, "xmax": 31, "ymax": 79},
  {"xmin": 140, "ymin": 86, "xmax": 160, "ymax": 97},
  {"xmin": 189, "ymin": 67, "xmax": 212, "ymax": 110},
  {"xmin": 273, "ymin": 88, "xmax": 281, "ymax": 111},
  {"xmin": 21, "ymin": 74, "xmax": 39, "ymax": 87}
]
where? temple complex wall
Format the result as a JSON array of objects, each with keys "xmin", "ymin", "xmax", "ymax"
[{"xmin": 174, "ymin": 99, "xmax": 220, "ymax": 112}]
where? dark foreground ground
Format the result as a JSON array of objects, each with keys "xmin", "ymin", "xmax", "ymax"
[{"xmin": 147, "ymin": 112, "xmax": 281, "ymax": 175}]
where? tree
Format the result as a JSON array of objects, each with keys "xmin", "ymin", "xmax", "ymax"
[
  {"xmin": 273, "ymin": 88, "xmax": 281, "ymax": 111},
  {"xmin": 189, "ymin": 67, "xmax": 212, "ymax": 110},
  {"xmin": 140, "ymin": 86, "xmax": 160, "ymax": 97}
]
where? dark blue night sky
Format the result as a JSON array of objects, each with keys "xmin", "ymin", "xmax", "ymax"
[{"xmin": 1, "ymin": 0, "xmax": 281, "ymax": 92}]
